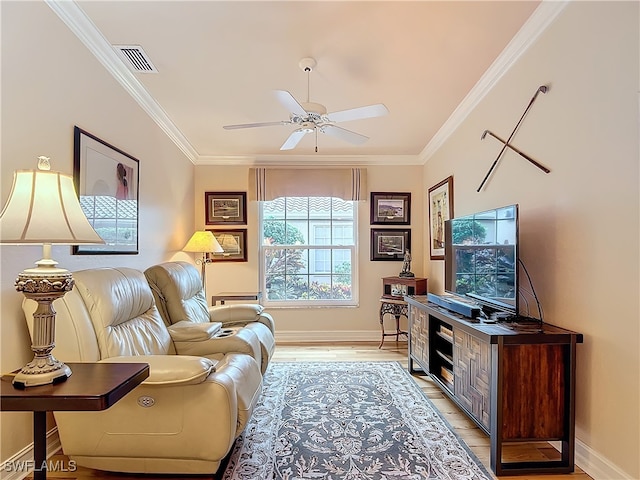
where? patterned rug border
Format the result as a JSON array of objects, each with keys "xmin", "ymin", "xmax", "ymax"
[{"xmin": 220, "ymin": 361, "xmax": 493, "ymax": 480}]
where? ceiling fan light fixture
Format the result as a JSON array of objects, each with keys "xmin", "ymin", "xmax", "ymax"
[{"xmin": 300, "ymin": 122, "xmax": 315, "ymax": 134}]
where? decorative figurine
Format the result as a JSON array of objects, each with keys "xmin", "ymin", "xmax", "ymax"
[{"xmin": 399, "ymin": 249, "xmax": 414, "ymax": 278}]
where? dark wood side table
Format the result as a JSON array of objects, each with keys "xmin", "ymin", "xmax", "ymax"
[
  {"xmin": 211, "ymin": 291, "xmax": 262, "ymax": 305},
  {"xmin": 1, "ymin": 362, "xmax": 149, "ymax": 480}
]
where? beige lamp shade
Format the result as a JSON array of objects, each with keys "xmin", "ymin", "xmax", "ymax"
[
  {"xmin": 183, "ymin": 230, "xmax": 223, "ymax": 253},
  {"xmin": 0, "ymin": 167, "xmax": 104, "ymax": 245}
]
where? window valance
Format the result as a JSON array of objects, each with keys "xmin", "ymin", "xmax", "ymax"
[{"xmin": 249, "ymin": 167, "xmax": 367, "ymax": 201}]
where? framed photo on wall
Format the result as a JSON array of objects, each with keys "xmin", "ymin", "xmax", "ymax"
[
  {"xmin": 72, "ymin": 126, "xmax": 139, "ymax": 255},
  {"xmin": 370, "ymin": 192, "xmax": 411, "ymax": 225},
  {"xmin": 207, "ymin": 229, "xmax": 247, "ymax": 262},
  {"xmin": 370, "ymin": 228, "xmax": 411, "ymax": 261},
  {"xmin": 205, "ymin": 192, "xmax": 247, "ymax": 225},
  {"xmin": 428, "ymin": 176, "xmax": 453, "ymax": 260}
]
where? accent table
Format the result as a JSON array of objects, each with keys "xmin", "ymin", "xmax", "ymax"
[
  {"xmin": 211, "ymin": 291, "xmax": 262, "ymax": 305},
  {"xmin": 1, "ymin": 362, "xmax": 149, "ymax": 480},
  {"xmin": 379, "ymin": 297, "xmax": 409, "ymax": 348},
  {"xmin": 379, "ymin": 277, "xmax": 427, "ymax": 348}
]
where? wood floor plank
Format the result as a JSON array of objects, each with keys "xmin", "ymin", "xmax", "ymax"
[{"xmin": 24, "ymin": 342, "xmax": 592, "ymax": 480}]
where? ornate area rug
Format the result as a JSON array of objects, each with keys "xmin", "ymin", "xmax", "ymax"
[{"xmin": 221, "ymin": 361, "xmax": 492, "ymax": 480}]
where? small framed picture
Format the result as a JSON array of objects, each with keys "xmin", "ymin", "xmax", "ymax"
[
  {"xmin": 428, "ymin": 176, "xmax": 454, "ymax": 260},
  {"xmin": 207, "ymin": 229, "xmax": 247, "ymax": 262},
  {"xmin": 205, "ymin": 192, "xmax": 247, "ymax": 225},
  {"xmin": 370, "ymin": 228, "xmax": 411, "ymax": 261},
  {"xmin": 370, "ymin": 192, "xmax": 411, "ymax": 225}
]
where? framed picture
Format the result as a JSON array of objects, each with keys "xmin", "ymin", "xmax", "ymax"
[
  {"xmin": 207, "ymin": 229, "xmax": 247, "ymax": 262},
  {"xmin": 205, "ymin": 191, "xmax": 247, "ymax": 225},
  {"xmin": 370, "ymin": 192, "xmax": 411, "ymax": 225},
  {"xmin": 72, "ymin": 126, "xmax": 139, "ymax": 255},
  {"xmin": 428, "ymin": 176, "xmax": 454, "ymax": 260},
  {"xmin": 370, "ymin": 228, "xmax": 411, "ymax": 261}
]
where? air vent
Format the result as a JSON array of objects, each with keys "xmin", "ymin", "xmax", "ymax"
[{"xmin": 114, "ymin": 45, "xmax": 158, "ymax": 73}]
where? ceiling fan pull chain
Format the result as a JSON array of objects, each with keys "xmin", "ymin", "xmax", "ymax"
[{"xmin": 315, "ymin": 127, "xmax": 318, "ymax": 153}]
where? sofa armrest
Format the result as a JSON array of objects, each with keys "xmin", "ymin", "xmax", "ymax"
[
  {"xmin": 172, "ymin": 328, "xmax": 262, "ymax": 364},
  {"xmin": 100, "ymin": 355, "xmax": 215, "ymax": 386},
  {"xmin": 208, "ymin": 304, "xmax": 263, "ymax": 321},
  {"xmin": 209, "ymin": 305, "xmax": 275, "ymax": 334},
  {"xmin": 167, "ymin": 321, "xmax": 222, "ymax": 341}
]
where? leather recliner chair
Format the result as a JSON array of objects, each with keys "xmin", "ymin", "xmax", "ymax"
[
  {"xmin": 145, "ymin": 261, "xmax": 275, "ymax": 373},
  {"xmin": 22, "ymin": 267, "xmax": 262, "ymax": 474}
]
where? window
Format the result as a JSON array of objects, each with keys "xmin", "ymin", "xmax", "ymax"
[{"xmin": 260, "ymin": 197, "xmax": 357, "ymax": 307}]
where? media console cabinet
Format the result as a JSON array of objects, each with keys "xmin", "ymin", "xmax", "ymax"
[{"xmin": 405, "ymin": 295, "xmax": 583, "ymax": 476}]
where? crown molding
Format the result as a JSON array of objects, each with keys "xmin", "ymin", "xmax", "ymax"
[
  {"xmin": 418, "ymin": 0, "xmax": 569, "ymax": 164},
  {"xmin": 196, "ymin": 154, "xmax": 422, "ymax": 167},
  {"xmin": 48, "ymin": 0, "xmax": 568, "ymax": 167},
  {"xmin": 45, "ymin": 0, "xmax": 199, "ymax": 164}
]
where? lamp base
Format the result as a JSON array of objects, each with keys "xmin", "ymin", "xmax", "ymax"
[
  {"xmin": 13, "ymin": 264, "xmax": 75, "ymax": 388},
  {"xmin": 13, "ymin": 360, "xmax": 71, "ymax": 388}
]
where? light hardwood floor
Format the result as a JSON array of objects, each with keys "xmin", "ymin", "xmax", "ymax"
[{"xmin": 33, "ymin": 342, "xmax": 592, "ymax": 480}]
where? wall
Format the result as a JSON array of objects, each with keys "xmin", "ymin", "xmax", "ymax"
[
  {"xmin": 194, "ymin": 164, "xmax": 424, "ymax": 340},
  {"xmin": 422, "ymin": 2, "xmax": 639, "ymax": 478},
  {"xmin": 2, "ymin": 1, "xmax": 637, "ymax": 478},
  {"xmin": 1, "ymin": 2, "xmax": 195, "ymax": 465}
]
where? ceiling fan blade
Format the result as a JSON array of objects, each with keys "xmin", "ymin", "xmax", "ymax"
[
  {"xmin": 223, "ymin": 121, "xmax": 290, "ymax": 130},
  {"xmin": 322, "ymin": 124, "xmax": 369, "ymax": 145},
  {"xmin": 280, "ymin": 129, "xmax": 309, "ymax": 150},
  {"xmin": 326, "ymin": 103, "xmax": 389, "ymax": 123},
  {"xmin": 274, "ymin": 90, "xmax": 308, "ymax": 116}
]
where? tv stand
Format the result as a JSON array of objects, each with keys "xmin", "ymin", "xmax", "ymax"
[{"xmin": 405, "ymin": 295, "xmax": 583, "ymax": 476}]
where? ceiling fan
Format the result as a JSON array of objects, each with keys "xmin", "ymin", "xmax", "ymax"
[{"xmin": 223, "ymin": 58, "xmax": 389, "ymax": 151}]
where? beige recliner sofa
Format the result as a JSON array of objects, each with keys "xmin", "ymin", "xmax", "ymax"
[
  {"xmin": 145, "ymin": 261, "xmax": 275, "ymax": 373},
  {"xmin": 22, "ymin": 266, "xmax": 263, "ymax": 474}
]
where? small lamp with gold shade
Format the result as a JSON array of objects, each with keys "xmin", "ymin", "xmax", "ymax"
[
  {"xmin": 0, "ymin": 157, "xmax": 104, "ymax": 387},
  {"xmin": 182, "ymin": 230, "xmax": 223, "ymax": 291}
]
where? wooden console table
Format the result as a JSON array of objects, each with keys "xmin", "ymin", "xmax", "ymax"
[
  {"xmin": 406, "ymin": 295, "xmax": 583, "ymax": 476},
  {"xmin": 1, "ymin": 362, "xmax": 149, "ymax": 480}
]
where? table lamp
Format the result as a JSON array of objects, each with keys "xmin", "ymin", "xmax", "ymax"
[
  {"xmin": 0, "ymin": 157, "xmax": 104, "ymax": 387},
  {"xmin": 183, "ymin": 230, "xmax": 223, "ymax": 290}
]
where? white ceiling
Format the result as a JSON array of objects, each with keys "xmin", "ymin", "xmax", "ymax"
[{"xmin": 51, "ymin": 1, "xmax": 553, "ymax": 165}]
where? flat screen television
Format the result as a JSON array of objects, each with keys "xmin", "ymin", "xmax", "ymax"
[{"xmin": 444, "ymin": 204, "xmax": 519, "ymax": 315}]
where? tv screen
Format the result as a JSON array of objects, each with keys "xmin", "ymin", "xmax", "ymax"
[{"xmin": 444, "ymin": 204, "xmax": 518, "ymax": 315}]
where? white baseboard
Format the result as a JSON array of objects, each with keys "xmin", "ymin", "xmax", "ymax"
[
  {"xmin": 0, "ymin": 428, "xmax": 61, "ymax": 480},
  {"xmin": 575, "ymin": 438, "xmax": 634, "ymax": 480},
  {"xmin": 275, "ymin": 330, "xmax": 404, "ymax": 343}
]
